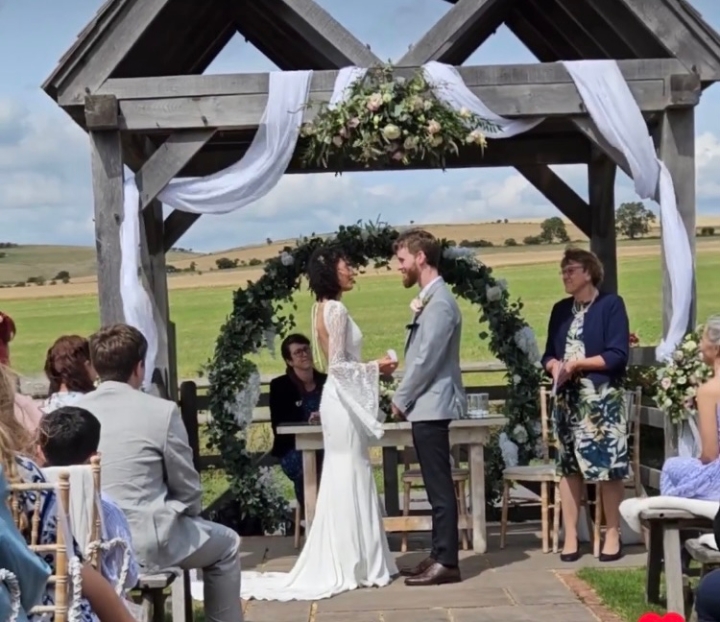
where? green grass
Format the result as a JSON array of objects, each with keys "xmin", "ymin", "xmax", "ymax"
[
  {"xmin": 4, "ymin": 251, "xmax": 719, "ymax": 379},
  {"xmin": 577, "ymin": 568, "xmax": 666, "ymax": 621}
]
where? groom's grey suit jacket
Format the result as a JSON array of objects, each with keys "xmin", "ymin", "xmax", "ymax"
[
  {"xmin": 75, "ymin": 381, "xmax": 209, "ymax": 570},
  {"xmin": 392, "ymin": 278, "xmax": 466, "ymax": 422}
]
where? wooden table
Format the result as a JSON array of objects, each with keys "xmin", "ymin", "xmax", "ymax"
[{"xmin": 278, "ymin": 417, "xmax": 506, "ymax": 554}]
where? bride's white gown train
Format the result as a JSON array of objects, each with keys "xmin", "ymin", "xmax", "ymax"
[{"xmin": 192, "ymin": 300, "xmax": 397, "ymax": 602}]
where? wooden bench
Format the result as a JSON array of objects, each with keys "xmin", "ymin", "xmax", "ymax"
[
  {"xmin": 135, "ymin": 570, "xmax": 180, "ymax": 622},
  {"xmin": 642, "ymin": 509, "xmax": 713, "ymax": 616}
]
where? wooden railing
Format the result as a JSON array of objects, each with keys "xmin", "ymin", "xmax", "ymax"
[{"xmin": 177, "ymin": 346, "xmax": 668, "ymax": 513}]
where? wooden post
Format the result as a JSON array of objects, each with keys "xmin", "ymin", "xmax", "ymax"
[
  {"xmin": 90, "ymin": 131, "xmax": 126, "ymax": 325},
  {"xmin": 656, "ymin": 109, "xmax": 697, "ymax": 335},
  {"xmin": 588, "ymin": 151, "xmax": 618, "ymax": 293}
]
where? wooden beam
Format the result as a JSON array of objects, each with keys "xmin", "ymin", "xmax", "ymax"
[
  {"xmin": 96, "ymin": 60, "xmax": 697, "ymax": 131},
  {"xmin": 54, "ymin": 0, "xmax": 174, "ymax": 105},
  {"xmin": 655, "ymin": 109, "xmax": 696, "ymax": 334},
  {"xmin": 179, "ymin": 134, "xmax": 592, "ymax": 177},
  {"xmin": 163, "ymin": 211, "xmax": 200, "ymax": 253},
  {"xmin": 90, "ymin": 131, "xmax": 126, "ymax": 325},
  {"xmin": 259, "ymin": 0, "xmax": 380, "ymax": 67},
  {"xmin": 571, "ymin": 118, "xmax": 632, "ymax": 178},
  {"xmin": 135, "ymin": 129, "xmax": 216, "ymax": 209},
  {"xmin": 397, "ymin": 0, "xmax": 508, "ymax": 66},
  {"xmin": 619, "ymin": 0, "xmax": 720, "ymax": 80},
  {"xmin": 514, "ymin": 165, "xmax": 592, "ymax": 237},
  {"xmin": 588, "ymin": 151, "xmax": 618, "ymax": 293},
  {"xmin": 84, "ymin": 95, "xmax": 119, "ymax": 130}
]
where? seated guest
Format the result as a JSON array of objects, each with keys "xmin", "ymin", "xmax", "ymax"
[
  {"xmin": 75, "ymin": 324, "xmax": 242, "ymax": 622},
  {"xmin": 270, "ymin": 334, "xmax": 326, "ymax": 509},
  {"xmin": 42, "ymin": 335, "xmax": 97, "ymax": 413},
  {"xmin": 0, "ymin": 310, "xmax": 15, "ymax": 366},
  {"xmin": 38, "ymin": 406, "xmax": 140, "ymax": 596},
  {"xmin": 542, "ymin": 248, "xmax": 630, "ymax": 562},
  {"xmin": 660, "ymin": 316, "xmax": 720, "ymax": 500},
  {"xmin": 0, "ymin": 365, "xmax": 137, "ymax": 622},
  {"xmin": 692, "ymin": 505, "xmax": 720, "ymax": 622}
]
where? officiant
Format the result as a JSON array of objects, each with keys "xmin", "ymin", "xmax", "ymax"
[
  {"xmin": 269, "ymin": 333, "xmax": 326, "ymax": 510},
  {"xmin": 541, "ymin": 248, "xmax": 630, "ymax": 563}
]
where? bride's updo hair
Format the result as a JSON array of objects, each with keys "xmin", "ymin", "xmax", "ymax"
[{"xmin": 307, "ymin": 245, "xmax": 348, "ymax": 301}]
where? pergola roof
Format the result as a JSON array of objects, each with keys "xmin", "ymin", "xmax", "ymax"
[{"xmin": 40, "ymin": 0, "xmax": 718, "ymax": 178}]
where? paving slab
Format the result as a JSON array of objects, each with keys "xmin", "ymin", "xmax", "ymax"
[{"xmin": 230, "ymin": 522, "xmax": 646, "ymax": 622}]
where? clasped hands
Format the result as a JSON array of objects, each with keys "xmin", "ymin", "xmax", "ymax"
[
  {"xmin": 376, "ymin": 355, "xmax": 405, "ymax": 421},
  {"xmin": 549, "ymin": 359, "xmax": 583, "ymax": 387}
]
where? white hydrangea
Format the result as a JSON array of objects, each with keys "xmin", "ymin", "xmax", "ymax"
[
  {"xmin": 227, "ymin": 370, "xmax": 262, "ymax": 429},
  {"xmin": 512, "ymin": 424, "xmax": 528, "ymax": 444},
  {"xmin": 442, "ymin": 246, "xmax": 475, "ymax": 261},
  {"xmin": 264, "ymin": 328, "xmax": 276, "ymax": 358},
  {"xmin": 486, "ymin": 285, "xmax": 502, "ymax": 302},
  {"xmin": 280, "ymin": 251, "xmax": 294, "ymax": 266},
  {"xmin": 498, "ymin": 432, "xmax": 519, "ymax": 468},
  {"xmin": 514, "ymin": 326, "xmax": 541, "ymax": 364}
]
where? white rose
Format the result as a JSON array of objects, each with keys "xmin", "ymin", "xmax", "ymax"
[
  {"xmin": 459, "ymin": 107, "xmax": 471, "ymax": 118},
  {"xmin": 684, "ymin": 340, "xmax": 697, "ymax": 351},
  {"xmin": 660, "ymin": 377, "xmax": 672, "ymax": 390},
  {"xmin": 486, "ymin": 285, "xmax": 502, "ymax": 302},
  {"xmin": 382, "ymin": 124, "xmax": 401, "ymax": 140},
  {"xmin": 427, "ymin": 120, "xmax": 441, "ymax": 135}
]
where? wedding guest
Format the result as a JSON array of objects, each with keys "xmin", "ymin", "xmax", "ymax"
[
  {"xmin": 75, "ymin": 323, "xmax": 242, "ymax": 622},
  {"xmin": 42, "ymin": 335, "xmax": 97, "ymax": 413},
  {"xmin": 0, "ymin": 310, "xmax": 15, "ymax": 366},
  {"xmin": 660, "ymin": 316, "xmax": 720, "ymax": 500},
  {"xmin": 39, "ymin": 406, "xmax": 140, "ymax": 596},
  {"xmin": 693, "ymin": 505, "xmax": 720, "ymax": 622},
  {"xmin": 0, "ymin": 365, "xmax": 137, "ymax": 622},
  {"xmin": 541, "ymin": 248, "xmax": 630, "ymax": 562},
  {"xmin": 269, "ymin": 334, "xmax": 326, "ymax": 509}
]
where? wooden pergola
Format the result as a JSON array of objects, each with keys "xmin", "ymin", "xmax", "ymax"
[{"xmin": 43, "ymin": 0, "xmax": 720, "ymax": 395}]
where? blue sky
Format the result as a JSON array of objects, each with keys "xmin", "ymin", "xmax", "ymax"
[{"xmin": 2, "ymin": 0, "xmax": 720, "ymax": 251}]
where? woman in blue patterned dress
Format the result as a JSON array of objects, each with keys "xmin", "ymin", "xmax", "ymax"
[
  {"xmin": 660, "ymin": 316, "xmax": 720, "ymax": 499},
  {"xmin": 541, "ymin": 249, "xmax": 630, "ymax": 563},
  {"xmin": 1, "ymin": 365, "xmax": 135, "ymax": 622}
]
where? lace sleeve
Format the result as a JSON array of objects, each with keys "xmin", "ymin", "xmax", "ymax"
[{"xmin": 325, "ymin": 301, "xmax": 384, "ymax": 439}]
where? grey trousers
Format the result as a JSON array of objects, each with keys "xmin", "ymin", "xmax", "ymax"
[{"xmin": 179, "ymin": 519, "xmax": 242, "ymax": 622}]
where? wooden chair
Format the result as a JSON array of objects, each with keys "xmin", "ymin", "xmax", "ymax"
[
  {"xmin": 399, "ymin": 445, "xmax": 470, "ymax": 553},
  {"xmin": 8, "ymin": 471, "xmax": 71, "ymax": 622},
  {"xmin": 583, "ymin": 387, "xmax": 643, "ymax": 557},
  {"xmin": 500, "ymin": 386, "xmax": 561, "ymax": 553}
]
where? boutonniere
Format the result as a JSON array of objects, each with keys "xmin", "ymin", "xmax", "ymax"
[{"xmin": 409, "ymin": 292, "xmax": 433, "ymax": 315}]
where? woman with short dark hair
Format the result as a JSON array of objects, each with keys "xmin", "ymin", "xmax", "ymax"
[
  {"xmin": 542, "ymin": 248, "xmax": 630, "ymax": 563},
  {"xmin": 269, "ymin": 333, "xmax": 326, "ymax": 508}
]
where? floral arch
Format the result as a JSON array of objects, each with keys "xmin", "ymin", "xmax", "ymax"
[{"xmin": 205, "ymin": 222, "xmax": 543, "ymax": 531}]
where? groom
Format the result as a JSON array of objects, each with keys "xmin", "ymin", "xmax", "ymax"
[{"xmin": 391, "ymin": 229, "xmax": 465, "ymax": 586}]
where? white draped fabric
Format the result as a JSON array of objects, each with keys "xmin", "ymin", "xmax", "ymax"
[
  {"xmin": 118, "ymin": 61, "xmax": 693, "ymax": 385},
  {"xmin": 561, "ymin": 61, "xmax": 693, "ymax": 362}
]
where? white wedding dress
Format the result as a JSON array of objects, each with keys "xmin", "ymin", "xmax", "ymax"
[{"xmin": 238, "ymin": 299, "xmax": 397, "ymax": 601}]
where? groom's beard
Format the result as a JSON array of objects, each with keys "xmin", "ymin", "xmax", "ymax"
[{"xmin": 402, "ymin": 267, "xmax": 419, "ymax": 288}]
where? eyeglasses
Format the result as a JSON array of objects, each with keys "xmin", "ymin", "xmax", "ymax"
[
  {"xmin": 559, "ymin": 266, "xmax": 583, "ymax": 277},
  {"xmin": 291, "ymin": 346, "xmax": 311, "ymax": 357}
]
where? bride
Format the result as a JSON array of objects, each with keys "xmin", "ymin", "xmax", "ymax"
[{"xmin": 240, "ymin": 245, "xmax": 399, "ymax": 601}]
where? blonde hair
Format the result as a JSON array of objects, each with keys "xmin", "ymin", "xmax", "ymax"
[{"xmin": 0, "ymin": 365, "xmax": 36, "ymax": 478}]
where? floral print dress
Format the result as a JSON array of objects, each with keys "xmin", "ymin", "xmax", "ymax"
[
  {"xmin": 554, "ymin": 306, "xmax": 629, "ymax": 482},
  {"xmin": 14, "ymin": 455, "xmax": 96, "ymax": 622}
]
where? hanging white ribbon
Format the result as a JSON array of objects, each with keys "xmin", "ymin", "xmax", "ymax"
[
  {"xmin": 561, "ymin": 60, "xmax": 693, "ymax": 361},
  {"xmin": 120, "ymin": 68, "xmax": 372, "ymax": 386}
]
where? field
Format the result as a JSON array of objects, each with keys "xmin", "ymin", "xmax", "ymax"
[{"xmin": 3, "ymin": 237, "xmax": 719, "ymax": 379}]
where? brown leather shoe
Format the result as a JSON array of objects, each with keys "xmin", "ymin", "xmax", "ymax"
[
  {"xmin": 398, "ymin": 556, "xmax": 434, "ymax": 577},
  {"xmin": 404, "ymin": 562, "xmax": 461, "ymax": 586}
]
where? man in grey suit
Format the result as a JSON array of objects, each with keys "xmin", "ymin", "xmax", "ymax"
[
  {"xmin": 75, "ymin": 324, "xmax": 242, "ymax": 622},
  {"xmin": 391, "ymin": 229, "xmax": 465, "ymax": 586}
]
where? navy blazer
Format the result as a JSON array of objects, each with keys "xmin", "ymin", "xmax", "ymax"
[
  {"xmin": 541, "ymin": 292, "xmax": 630, "ymax": 388},
  {"xmin": 269, "ymin": 370, "xmax": 327, "ymax": 458}
]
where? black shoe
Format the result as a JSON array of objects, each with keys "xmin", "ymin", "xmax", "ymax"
[
  {"xmin": 599, "ymin": 544, "xmax": 623, "ymax": 563},
  {"xmin": 559, "ymin": 550, "xmax": 581, "ymax": 563}
]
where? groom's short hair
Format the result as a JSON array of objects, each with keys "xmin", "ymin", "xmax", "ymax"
[{"xmin": 393, "ymin": 229, "xmax": 441, "ymax": 268}]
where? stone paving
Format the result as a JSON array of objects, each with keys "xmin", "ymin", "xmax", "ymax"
[{"xmin": 239, "ymin": 522, "xmax": 647, "ymax": 622}]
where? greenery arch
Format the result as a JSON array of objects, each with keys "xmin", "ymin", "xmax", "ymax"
[{"xmin": 206, "ymin": 222, "xmax": 543, "ymax": 531}]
